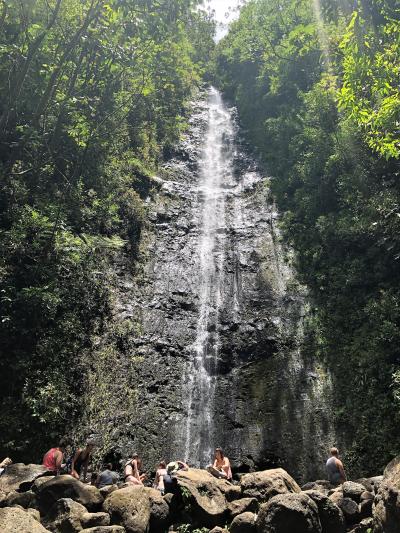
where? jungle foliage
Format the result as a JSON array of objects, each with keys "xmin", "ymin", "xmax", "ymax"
[
  {"xmin": 215, "ymin": 0, "xmax": 400, "ymax": 476},
  {"xmin": 0, "ymin": 0, "xmax": 214, "ymax": 461}
]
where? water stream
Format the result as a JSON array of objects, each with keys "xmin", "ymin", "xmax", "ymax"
[{"xmin": 183, "ymin": 87, "xmax": 235, "ymax": 466}]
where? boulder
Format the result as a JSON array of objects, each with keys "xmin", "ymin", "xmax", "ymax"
[
  {"xmin": 304, "ymin": 490, "xmax": 345, "ymax": 533},
  {"xmin": 241, "ymin": 469, "xmax": 301, "ymax": 503},
  {"xmin": 360, "ymin": 491, "xmax": 374, "ymax": 501},
  {"xmin": 32, "ymin": 476, "xmax": 55, "ymax": 492},
  {"xmin": 36, "ymin": 476, "xmax": 104, "ymax": 514},
  {"xmin": 27, "ymin": 507, "xmax": 41, "ymax": 522},
  {"xmin": 228, "ymin": 498, "xmax": 258, "ymax": 518},
  {"xmin": 43, "ymin": 497, "xmax": 87, "ymax": 532},
  {"xmin": 301, "ymin": 481, "xmax": 332, "ymax": 495},
  {"xmin": 102, "ymin": 486, "xmax": 150, "ymax": 533},
  {"xmin": 337, "ymin": 497, "xmax": 359, "ymax": 524},
  {"xmin": 355, "ymin": 478, "xmax": 373, "ymax": 493},
  {"xmin": 145, "ymin": 487, "xmax": 170, "ymax": 532},
  {"xmin": 3, "ymin": 489, "xmax": 36, "ymax": 509},
  {"xmin": 257, "ymin": 493, "xmax": 322, "ymax": 533},
  {"xmin": 342, "ymin": 481, "xmax": 365, "ymax": 502},
  {"xmin": 0, "ymin": 506, "xmax": 50, "ymax": 532},
  {"xmin": 373, "ymin": 455, "xmax": 400, "ymax": 533},
  {"xmin": 369, "ymin": 475, "xmax": 383, "ymax": 492},
  {"xmin": 99, "ymin": 485, "xmax": 118, "ymax": 498},
  {"xmin": 81, "ymin": 526, "xmax": 126, "ymax": 533},
  {"xmin": 348, "ymin": 517, "xmax": 373, "ymax": 532},
  {"xmin": 328, "ymin": 490, "xmax": 343, "ymax": 506},
  {"xmin": 0, "ymin": 463, "xmax": 49, "ymax": 494},
  {"xmin": 175, "ymin": 468, "xmax": 230, "ymax": 527},
  {"xmin": 230, "ymin": 512, "xmax": 256, "ymax": 533},
  {"xmin": 359, "ymin": 498, "xmax": 373, "ymax": 519}
]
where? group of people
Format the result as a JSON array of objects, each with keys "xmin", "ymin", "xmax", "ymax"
[
  {"xmin": 40, "ymin": 439, "xmax": 233, "ymax": 493},
  {"xmin": 2, "ymin": 442, "xmax": 347, "ymax": 491}
]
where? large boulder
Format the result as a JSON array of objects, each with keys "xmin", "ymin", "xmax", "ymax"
[
  {"xmin": 44, "ymin": 497, "xmax": 110, "ymax": 532},
  {"xmin": 304, "ymin": 490, "xmax": 345, "ymax": 533},
  {"xmin": 228, "ymin": 498, "xmax": 258, "ymax": 518},
  {"xmin": 146, "ymin": 488, "xmax": 170, "ymax": 532},
  {"xmin": 230, "ymin": 512, "xmax": 256, "ymax": 533},
  {"xmin": 342, "ymin": 482, "xmax": 365, "ymax": 503},
  {"xmin": 0, "ymin": 463, "xmax": 49, "ymax": 494},
  {"xmin": 175, "ymin": 468, "xmax": 232, "ymax": 527},
  {"xmin": 373, "ymin": 454, "xmax": 400, "ymax": 533},
  {"xmin": 36, "ymin": 476, "xmax": 104, "ymax": 515},
  {"xmin": 102, "ymin": 486, "xmax": 151, "ymax": 533},
  {"xmin": 0, "ymin": 506, "xmax": 50, "ymax": 532},
  {"xmin": 241, "ymin": 469, "xmax": 301, "ymax": 503},
  {"xmin": 3, "ymin": 489, "xmax": 36, "ymax": 509},
  {"xmin": 337, "ymin": 497, "xmax": 359, "ymax": 524},
  {"xmin": 301, "ymin": 481, "xmax": 332, "ymax": 496},
  {"xmin": 257, "ymin": 493, "xmax": 322, "ymax": 533}
]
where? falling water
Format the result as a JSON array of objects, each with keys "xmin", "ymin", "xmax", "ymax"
[{"xmin": 183, "ymin": 87, "xmax": 235, "ymax": 466}]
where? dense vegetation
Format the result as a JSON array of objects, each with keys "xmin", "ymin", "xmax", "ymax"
[
  {"xmin": 216, "ymin": 0, "xmax": 400, "ymax": 476},
  {"xmin": 0, "ymin": 0, "xmax": 214, "ymax": 462}
]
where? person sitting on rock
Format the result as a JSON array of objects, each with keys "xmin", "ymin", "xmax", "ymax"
[
  {"xmin": 96, "ymin": 462, "xmax": 119, "ymax": 488},
  {"xmin": 207, "ymin": 447, "xmax": 232, "ymax": 481},
  {"xmin": 71, "ymin": 438, "xmax": 96, "ymax": 482},
  {"xmin": 163, "ymin": 460, "xmax": 189, "ymax": 494},
  {"xmin": 125, "ymin": 453, "xmax": 146, "ymax": 486},
  {"xmin": 154, "ymin": 460, "xmax": 168, "ymax": 494},
  {"xmin": 326, "ymin": 447, "xmax": 346, "ymax": 485},
  {"xmin": 43, "ymin": 439, "xmax": 67, "ymax": 475},
  {"xmin": 0, "ymin": 457, "xmax": 12, "ymax": 476}
]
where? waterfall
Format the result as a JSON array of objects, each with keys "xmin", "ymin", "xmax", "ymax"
[{"xmin": 183, "ymin": 87, "xmax": 235, "ymax": 466}]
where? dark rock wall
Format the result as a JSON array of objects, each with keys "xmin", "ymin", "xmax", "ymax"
[{"xmin": 78, "ymin": 90, "xmax": 335, "ymax": 483}]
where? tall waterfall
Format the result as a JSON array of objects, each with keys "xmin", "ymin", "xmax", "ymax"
[
  {"xmin": 90, "ymin": 85, "xmax": 336, "ymax": 482},
  {"xmin": 183, "ymin": 88, "xmax": 234, "ymax": 466}
]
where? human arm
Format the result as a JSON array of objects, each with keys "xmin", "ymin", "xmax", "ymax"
[
  {"xmin": 54, "ymin": 450, "xmax": 63, "ymax": 475},
  {"xmin": 133, "ymin": 459, "xmax": 140, "ymax": 481},
  {"xmin": 177, "ymin": 461, "xmax": 189, "ymax": 471},
  {"xmin": 221, "ymin": 458, "xmax": 230, "ymax": 476},
  {"xmin": 82, "ymin": 454, "xmax": 90, "ymax": 483},
  {"xmin": 336, "ymin": 459, "xmax": 346, "ymax": 482},
  {"xmin": 71, "ymin": 449, "xmax": 81, "ymax": 478}
]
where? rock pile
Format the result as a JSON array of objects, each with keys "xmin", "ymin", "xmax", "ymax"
[{"xmin": 0, "ymin": 459, "xmax": 398, "ymax": 533}]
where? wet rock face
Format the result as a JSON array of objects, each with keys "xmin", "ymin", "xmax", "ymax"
[{"xmin": 80, "ymin": 89, "xmax": 335, "ymax": 482}]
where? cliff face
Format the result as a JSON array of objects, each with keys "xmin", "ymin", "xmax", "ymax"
[{"xmin": 78, "ymin": 89, "xmax": 335, "ymax": 482}]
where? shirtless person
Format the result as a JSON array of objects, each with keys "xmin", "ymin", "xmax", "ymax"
[
  {"xmin": 326, "ymin": 447, "xmax": 346, "ymax": 485},
  {"xmin": 207, "ymin": 447, "xmax": 232, "ymax": 481},
  {"xmin": 154, "ymin": 460, "xmax": 167, "ymax": 494}
]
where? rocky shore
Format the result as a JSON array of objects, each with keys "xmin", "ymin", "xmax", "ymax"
[{"xmin": 0, "ymin": 457, "xmax": 399, "ymax": 533}]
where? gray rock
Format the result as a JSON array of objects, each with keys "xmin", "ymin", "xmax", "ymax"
[
  {"xmin": 175, "ymin": 469, "xmax": 230, "ymax": 527},
  {"xmin": 3, "ymin": 489, "xmax": 36, "ymax": 509},
  {"xmin": 304, "ymin": 489, "xmax": 345, "ymax": 533},
  {"xmin": 0, "ymin": 464, "xmax": 49, "ymax": 495},
  {"xmin": 36, "ymin": 476, "xmax": 104, "ymax": 515},
  {"xmin": 257, "ymin": 492, "xmax": 322, "ymax": 533},
  {"xmin": 27, "ymin": 508, "xmax": 41, "ymax": 522},
  {"xmin": 348, "ymin": 517, "xmax": 373, "ymax": 532},
  {"xmin": 102, "ymin": 486, "xmax": 151, "ymax": 533},
  {"xmin": 342, "ymin": 481, "xmax": 366, "ymax": 502},
  {"xmin": 337, "ymin": 497, "xmax": 359, "ymax": 524},
  {"xmin": 373, "ymin": 454, "xmax": 400, "ymax": 532},
  {"xmin": 301, "ymin": 481, "xmax": 331, "ymax": 495},
  {"xmin": 241, "ymin": 469, "xmax": 301, "ymax": 502},
  {"xmin": 228, "ymin": 498, "xmax": 258, "ymax": 518},
  {"xmin": 360, "ymin": 491, "xmax": 374, "ymax": 501},
  {"xmin": 359, "ymin": 498, "xmax": 373, "ymax": 519},
  {"xmin": 0, "ymin": 506, "xmax": 50, "ymax": 532},
  {"xmin": 230, "ymin": 512, "xmax": 257, "ymax": 533}
]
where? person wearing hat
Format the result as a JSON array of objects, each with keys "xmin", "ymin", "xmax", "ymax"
[
  {"xmin": 71, "ymin": 438, "xmax": 96, "ymax": 482},
  {"xmin": 125, "ymin": 453, "xmax": 146, "ymax": 485},
  {"xmin": 163, "ymin": 460, "xmax": 189, "ymax": 494}
]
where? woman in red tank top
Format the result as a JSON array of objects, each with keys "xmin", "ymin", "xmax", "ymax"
[{"xmin": 42, "ymin": 439, "xmax": 66, "ymax": 474}]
